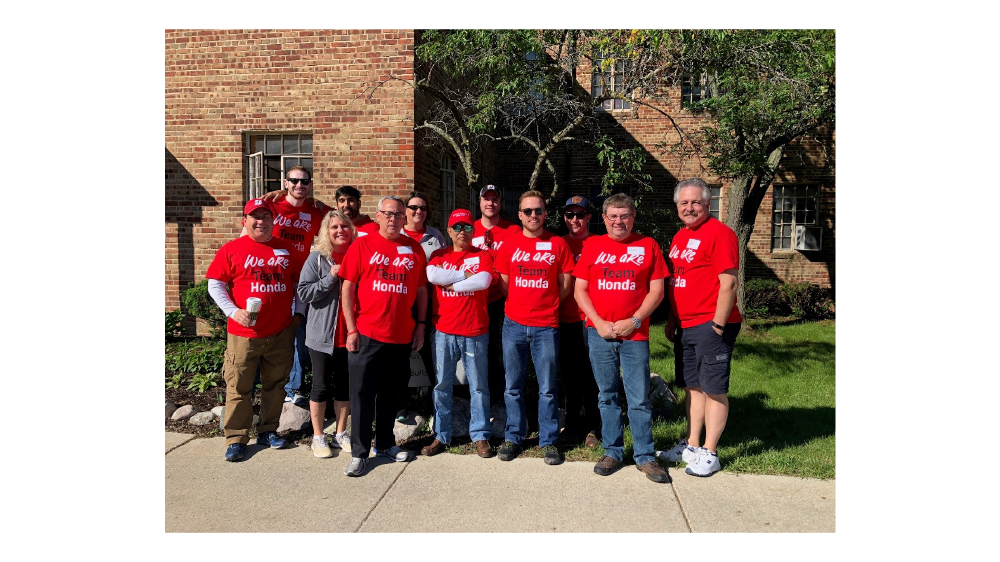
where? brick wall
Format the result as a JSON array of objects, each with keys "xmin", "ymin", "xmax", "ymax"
[{"xmin": 165, "ymin": 30, "xmax": 417, "ymax": 324}]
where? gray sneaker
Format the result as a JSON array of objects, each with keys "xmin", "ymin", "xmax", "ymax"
[
  {"xmin": 344, "ymin": 456, "xmax": 367, "ymax": 477},
  {"xmin": 375, "ymin": 445, "xmax": 414, "ymax": 462}
]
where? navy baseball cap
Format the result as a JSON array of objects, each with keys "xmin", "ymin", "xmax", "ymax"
[{"xmin": 563, "ymin": 195, "xmax": 590, "ymax": 211}]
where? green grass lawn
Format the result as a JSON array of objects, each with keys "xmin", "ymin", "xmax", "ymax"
[{"xmin": 549, "ymin": 319, "xmax": 835, "ymax": 479}]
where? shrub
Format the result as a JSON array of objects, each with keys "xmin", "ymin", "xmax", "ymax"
[
  {"xmin": 165, "ymin": 308, "xmax": 185, "ymax": 341},
  {"xmin": 166, "ymin": 339, "xmax": 226, "ymax": 374},
  {"xmin": 187, "ymin": 372, "xmax": 220, "ymax": 393},
  {"xmin": 780, "ymin": 283, "xmax": 835, "ymax": 320},
  {"xmin": 182, "ymin": 279, "xmax": 228, "ymax": 339},
  {"xmin": 742, "ymin": 279, "xmax": 790, "ymax": 318}
]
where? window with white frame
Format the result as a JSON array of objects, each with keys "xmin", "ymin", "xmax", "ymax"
[
  {"xmin": 592, "ymin": 55, "xmax": 631, "ymax": 111},
  {"xmin": 440, "ymin": 153, "xmax": 456, "ymax": 225},
  {"xmin": 244, "ymin": 132, "xmax": 313, "ymax": 200},
  {"xmin": 709, "ymin": 185, "xmax": 721, "ymax": 219},
  {"xmin": 771, "ymin": 185, "xmax": 819, "ymax": 250}
]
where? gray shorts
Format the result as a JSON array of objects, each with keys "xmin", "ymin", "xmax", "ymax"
[{"xmin": 674, "ymin": 320, "xmax": 741, "ymax": 395}]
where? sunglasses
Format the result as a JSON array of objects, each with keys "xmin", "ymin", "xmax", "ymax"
[
  {"xmin": 564, "ymin": 211, "xmax": 588, "ymax": 219},
  {"xmin": 450, "ymin": 223, "xmax": 474, "ymax": 233},
  {"xmin": 520, "ymin": 207, "xmax": 545, "ymax": 216},
  {"xmin": 407, "ymin": 205, "xmax": 428, "ymax": 212},
  {"xmin": 286, "ymin": 178, "xmax": 312, "ymax": 185}
]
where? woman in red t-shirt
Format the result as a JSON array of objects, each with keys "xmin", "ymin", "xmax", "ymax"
[{"xmin": 297, "ymin": 210, "xmax": 357, "ymax": 458}]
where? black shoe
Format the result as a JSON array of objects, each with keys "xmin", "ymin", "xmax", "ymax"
[
  {"xmin": 497, "ymin": 441, "xmax": 522, "ymax": 461},
  {"xmin": 541, "ymin": 445, "xmax": 563, "ymax": 465}
]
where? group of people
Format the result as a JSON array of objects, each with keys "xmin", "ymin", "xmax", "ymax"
[{"xmin": 205, "ymin": 169, "xmax": 742, "ymax": 483}]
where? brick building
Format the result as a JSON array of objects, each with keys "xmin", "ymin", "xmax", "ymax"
[{"xmin": 165, "ymin": 29, "xmax": 834, "ymax": 325}]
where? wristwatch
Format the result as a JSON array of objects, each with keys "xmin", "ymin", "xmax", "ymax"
[
  {"xmin": 630, "ymin": 316, "xmax": 641, "ymax": 330},
  {"xmin": 710, "ymin": 321, "xmax": 725, "ymax": 331}
]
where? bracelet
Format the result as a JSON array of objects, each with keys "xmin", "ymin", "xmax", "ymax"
[
  {"xmin": 347, "ymin": 329, "xmax": 358, "ymax": 336},
  {"xmin": 710, "ymin": 321, "xmax": 725, "ymax": 331},
  {"xmin": 417, "ymin": 320, "xmax": 427, "ymax": 325}
]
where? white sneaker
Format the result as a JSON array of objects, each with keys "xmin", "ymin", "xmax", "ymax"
[
  {"xmin": 657, "ymin": 439, "xmax": 699, "ymax": 463},
  {"xmin": 312, "ymin": 437, "xmax": 333, "ymax": 458},
  {"xmin": 333, "ymin": 433, "xmax": 352, "ymax": 452},
  {"xmin": 344, "ymin": 456, "xmax": 367, "ymax": 477},
  {"xmin": 375, "ymin": 445, "xmax": 414, "ymax": 462},
  {"xmin": 684, "ymin": 447, "xmax": 721, "ymax": 477}
]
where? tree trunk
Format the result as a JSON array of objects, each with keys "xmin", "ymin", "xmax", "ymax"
[{"xmin": 724, "ymin": 145, "xmax": 785, "ymax": 320}]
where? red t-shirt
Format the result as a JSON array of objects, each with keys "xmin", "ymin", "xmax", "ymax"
[
  {"xmin": 206, "ymin": 236, "xmax": 300, "ymax": 338},
  {"xmin": 472, "ymin": 218, "xmax": 514, "ymax": 303},
  {"xmin": 353, "ymin": 215, "xmax": 379, "ymax": 237},
  {"xmin": 338, "ymin": 233, "xmax": 428, "ymax": 344},
  {"xmin": 428, "ymin": 247, "xmax": 495, "ymax": 337},
  {"xmin": 331, "ymin": 250, "xmax": 352, "ymax": 348},
  {"xmin": 402, "ymin": 227, "xmax": 424, "ymax": 242},
  {"xmin": 270, "ymin": 198, "xmax": 325, "ymax": 264},
  {"xmin": 559, "ymin": 233, "xmax": 592, "ymax": 323},
  {"xmin": 667, "ymin": 217, "xmax": 742, "ymax": 328},
  {"xmin": 495, "ymin": 229, "xmax": 574, "ymax": 328},
  {"xmin": 573, "ymin": 233, "xmax": 669, "ymax": 341}
]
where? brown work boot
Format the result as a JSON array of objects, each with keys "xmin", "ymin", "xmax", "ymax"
[
  {"xmin": 421, "ymin": 439, "xmax": 446, "ymax": 457},
  {"xmin": 593, "ymin": 455, "xmax": 623, "ymax": 476},
  {"xmin": 637, "ymin": 460, "xmax": 671, "ymax": 483},
  {"xmin": 584, "ymin": 432, "xmax": 600, "ymax": 449},
  {"xmin": 475, "ymin": 440, "xmax": 495, "ymax": 458}
]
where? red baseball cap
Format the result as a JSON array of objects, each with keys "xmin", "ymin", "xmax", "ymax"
[
  {"xmin": 243, "ymin": 198, "xmax": 272, "ymax": 216},
  {"xmin": 448, "ymin": 209, "xmax": 473, "ymax": 227}
]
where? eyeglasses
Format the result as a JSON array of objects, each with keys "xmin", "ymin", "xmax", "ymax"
[
  {"xmin": 407, "ymin": 205, "xmax": 428, "ymax": 212},
  {"xmin": 450, "ymin": 223, "xmax": 474, "ymax": 233},
  {"xmin": 286, "ymin": 178, "xmax": 312, "ymax": 185},
  {"xmin": 520, "ymin": 207, "xmax": 545, "ymax": 216},
  {"xmin": 605, "ymin": 213, "xmax": 633, "ymax": 222},
  {"xmin": 564, "ymin": 211, "xmax": 588, "ymax": 220},
  {"xmin": 378, "ymin": 210, "xmax": 405, "ymax": 220}
]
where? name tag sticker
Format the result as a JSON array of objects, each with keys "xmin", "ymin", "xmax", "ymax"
[
  {"xmin": 472, "ymin": 236, "xmax": 485, "ymax": 248},
  {"xmin": 273, "ymin": 249, "xmax": 289, "ymax": 256},
  {"xmin": 464, "ymin": 256, "xmax": 480, "ymax": 265},
  {"xmin": 397, "ymin": 246, "xmax": 414, "ymax": 254},
  {"xmin": 687, "ymin": 239, "xmax": 701, "ymax": 250},
  {"xmin": 536, "ymin": 242, "xmax": 552, "ymax": 251},
  {"xmin": 627, "ymin": 246, "xmax": 645, "ymax": 256},
  {"xmin": 357, "ymin": 231, "xmax": 369, "ymax": 237},
  {"xmin": 299, "ymin": 212, "xmax": 311, "ymax": 221}
]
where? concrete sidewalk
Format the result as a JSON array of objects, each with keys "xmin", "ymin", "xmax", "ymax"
[{"xmin": 165, "ymin": 432, "xmax": 835, "ymax": 533}]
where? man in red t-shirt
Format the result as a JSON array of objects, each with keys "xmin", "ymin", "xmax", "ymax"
[
  {"xmin": 573, "ymin": 193, "xmax": 671, "ymax": 484},
  {"xmin": 338, "ymin": 195, "xmax": 429, "ymax": 476},
  {"xmin": 335, "ymin": 185, "xmax": 379, "ymax": 237},
  {"xmin": 471, "ymin": 184, "xmax": 514, "ymax": 406},
  {"xmin": 206, "ymin": 198, "xmax": 305, "ymax": 462},
  {"xmin": 420, "ymin": 209, "xmax": 497, "ymax": 459},
  {"xmin": 660, "ymin": 178, "xmax": 742, "ymax": 478},
  {"xmin": 557, "ymin": 196, "xmax": 601, "ymax": 449},
  {"xmin": 494, "ymin": 190, "xmax": 574, "ymax": 465}
]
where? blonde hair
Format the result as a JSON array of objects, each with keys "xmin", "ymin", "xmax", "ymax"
[{"xmin": 315, "ymin": 209, "xmax": 356, "ymax": 258}]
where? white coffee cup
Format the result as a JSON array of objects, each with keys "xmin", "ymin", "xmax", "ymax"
[{"xmin": 246, "ymin": 297, "xmax": 262, "ymax": 326}]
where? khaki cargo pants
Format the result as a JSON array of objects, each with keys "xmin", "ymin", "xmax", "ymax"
[{"xmin": 222, "ymin": 323, "xmax": 295, "ymax": 445}]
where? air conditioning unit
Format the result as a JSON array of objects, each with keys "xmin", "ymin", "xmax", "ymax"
[{"xmin": 794, "ymin": 226, "xmax": 823, "ymax": 251}]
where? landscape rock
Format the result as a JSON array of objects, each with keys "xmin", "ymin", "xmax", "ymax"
[
  {"xmin": 393, "ymin": 412, "xmax": 426, "ymax": 443},
  {"xmin": 171, "ymin": 405, "xmax": 197, "ymax": 421},
  {"xmin": 490, "ymin": 404, "xmax": 506, "ymax": 437},
  {"xmin": 189, "ymin": 411, "xmax": 217, "ymax": 426},
  {"xmin": 165, "ymin": 400, "xmax": 177, "ymax": 420},
  {"xmin": 648, "ymin": 373, "xmax": 677, "ymax": 419},
  {"xmin": 277, "ymin": 402, "xmax": 311, "ymax": 433},
  {"xmin": 449, "ymin": 397, "xmax": 471, "ymax": 437},
  {"xmin": 211, "ymin": 406, "xmax": 225, "ymax": 418}
]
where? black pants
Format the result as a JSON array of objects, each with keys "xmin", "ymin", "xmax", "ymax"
[
  {"xmin": 487, "ymin": 298, "xmax": 506, "ymax": 406},
  {"xmin": 308, "ymin": 347, "xmax": 350, "ymax": 403},
  {"xmin": 558, "ymin": 320, "xmax": 601, "ymax": 438},
  {"xmin": 348, "ymin": 335, "xmax": 410, "ymax": 457}
]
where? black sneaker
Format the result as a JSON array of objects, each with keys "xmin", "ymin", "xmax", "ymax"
[
  {"xmin": 542, "ymin": 445, "xmax": 563, "ymax": 465},
  {"xmin": 497, "ymin": 441, "xmax": 522, "ymax": 461}
]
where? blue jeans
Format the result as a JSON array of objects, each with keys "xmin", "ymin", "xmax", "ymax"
[
  {"xmin": 587, "ymin": 328, "xmax": 654, "ymax": 465},
  {"xmin": 433, "ymin": 331, "xmax": 491, "ymax": 443},
  {"xmin": 502, "ymin": 316, "xmax": 560, "ymax": 447},
  {"xmin": 284, "ymin": 314, "xmax": 310, "ymax": 398}
]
